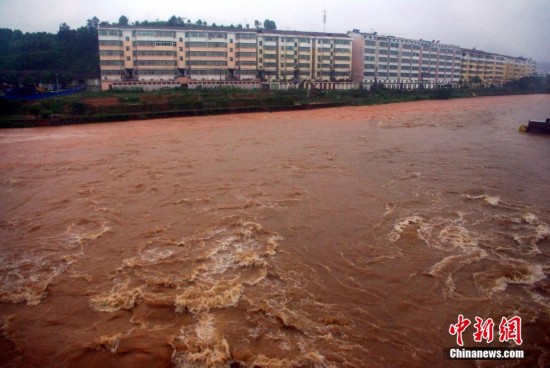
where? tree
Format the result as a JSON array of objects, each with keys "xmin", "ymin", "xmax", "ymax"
[
  {"xmin": 0, "ymin": 20, "xmax": 100, "ymax": 84},
  {"xmin": 86, "ymin": 16, "xmax": 100, "ymax": 32},
  {"xmin": 118, "ymin": 15, "xmax": 129, "ymax": 26},
  {"xmin": 58, "ymin": 23, "xmax": 71, "ymax": 33},
  {"xmin": 196, "ymin": 19, "xmax": 203, "ymax": 26},
  {"xmin": 168, "ymin": 15, "xmax": 185, "ymax": 27},
  {"xmin": 263, "ymin": 19, "xmax": 276, "ymax": 30},
  {"xmin": 168, "ymin": 15, "xmax": 179, "ymax": 27},
  {"xmin": 470, "ymin": 76, "xmax": 482, "ymax": 84},
  {"xmin": 254, "ymin": 20, "xmax": 261, "ymax": 29}
]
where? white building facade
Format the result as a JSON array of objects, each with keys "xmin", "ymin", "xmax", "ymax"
[{"xmin": 350, "ymin": 31, "xmax": 462, "ymax": 90}]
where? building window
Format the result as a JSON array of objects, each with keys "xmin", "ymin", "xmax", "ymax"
[
  {"xmin": 229, "ymin": 39, "xmax": 233, "ymax": 43},
  {"xmin": 230, "ymin": 57, "xmax": 234, "ymax": 61},
  {"xmin": 179, "ymin": 37, "xmax": 183, "ymax": 42},
  {"xmin": 126, "ymin": 46, "xmax": 130, "ymax": 51},
  {"xmin": 230, "ymin": 48, "xmax": 233, "ymax": 52},
  {"xmin": 127, "ymin": 56, "xmax": 131, "ymax": 61},
  {"xmin": 125, "ymin": 37, "xmax": 129, "ymax": 41}
]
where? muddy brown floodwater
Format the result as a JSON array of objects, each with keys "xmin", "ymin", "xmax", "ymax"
[{"xmin": 1, "ymin": 95, "xmax": 549, "ymax": 367}]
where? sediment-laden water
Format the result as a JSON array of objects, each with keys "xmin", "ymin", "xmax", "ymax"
[{"xmin": 1, "ymin": 95, "xmax": 549, "ymax": 367}]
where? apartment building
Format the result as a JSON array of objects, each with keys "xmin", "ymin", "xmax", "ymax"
[
  {"xmin": 256, "ymin": 30, "xmax": 352, "ymax": 82},
  {"xmin": 505, "ymin": 57, "xmax": 536, "ymax": 81},
  {"xmin": 184, "ymin": 29, "xmax": 258, "ymax": 81},
  {"xmin": 98, "ymin": 25, "xmax": 534, "ymax": 91},
  {"xmin": 460, "ymin": 49, "xmax": 535, "ymax": 86},
  {"xmin": 98, "ymin": 26, "xmax": 352, "ymax": 90},
  {"xmin": 98, "ymin": 25, "xmax": 258, "ymax": 90},
  {"xmin": 349, "ymin": 31, "xmax": 462, "ymax": 90},
  {"xmin": 460, "ymin": 49, "xmax": 508, "ymax": 86}
]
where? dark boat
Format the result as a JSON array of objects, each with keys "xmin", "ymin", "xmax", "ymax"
[{"xmin": 525, "ymin": 119, "xmax": 550, "ymax": 134}]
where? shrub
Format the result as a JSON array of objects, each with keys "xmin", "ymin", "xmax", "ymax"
[
  {"xmin": 40, "ymin": 109, "xmax": 53, "ymax": 119},
  {"xmin": 70, "ymin": 101, "xmax": 86, "ymax": 115}
]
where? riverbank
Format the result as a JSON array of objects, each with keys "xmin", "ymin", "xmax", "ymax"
[{"xmin": 1, "ymin": 83, "xmax": 548, "ymax": 128}]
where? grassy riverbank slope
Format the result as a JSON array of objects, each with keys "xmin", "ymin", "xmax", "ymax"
[{"xmin": 1, "ymin": 77, "xmax": 549, "ymax": 128}]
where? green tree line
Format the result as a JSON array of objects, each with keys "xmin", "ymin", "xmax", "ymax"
[
  {"xmin": 129, "ymin": 15, "xmax": 276, "ymax": 30},
  {"xmin": 0, "ymin": 17, "xmax": 101, "ymax": 86}
]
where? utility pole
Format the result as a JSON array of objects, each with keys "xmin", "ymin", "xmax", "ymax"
[{"xmin": 323, "ymin": 10, "xmax": 327, "ymax": 32}]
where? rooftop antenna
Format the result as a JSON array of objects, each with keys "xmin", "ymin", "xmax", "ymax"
[{"xmin": 323, "ymin": 9, "xmax": 327, "ymax": 32}]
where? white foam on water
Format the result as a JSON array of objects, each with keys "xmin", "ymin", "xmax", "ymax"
[
  {"xmin": 64, "ymin": 221, "xmax": 112, "ymax": 251},
  {"xmin": 388, "ymin": 216, "xmax": 423, "ymax": 243},
  {"xmin": 474, "ymin": 262, "xmax": 546, "ymax": 296},
  {"xmin": 522, "ymin": 213, "xmax": 538, "ymax": 224},
  {"xmin": 0, "ymin": 253, "xmax": 76, "ymax": 306},
  {"xmin": 536, "ymin": 224, "xmax": 550, "ymax": 241},
  {"xmin": 463, "ymin": 194, "xmax": 500, "ymax": 206},
  {"xmin": 511, "ymin": 218, "xmax": 550, "ymax": 254},
  {"xmin": 122, "ymin": 247, "xmax": 175, "ymax": 268},
  {"xmin": 438, "ymin": 225, "xmax": 479, "ymax": 253},
  {"xmin": 90, "ymin": 219, "xmax": 281, "ymax": 316},
  {"xmin": 429, "ymin": 250, "xmax": 487, "ymax": 281},
  {"xmin": 249, "ymin": 352, "xmax": 326, "ymax": 368},
  {"xmin": 92, "ymin": 333, "xmax": 122, "ymax": 353},
  {"xmin": 174, "ymin": 281, "xmax": 243, "ymax": 313},
  {"xmin": 171, "ymin": 314, "xmax": 231, "ymax": 367},
  {"xmin": 89, "ymin": 277, "xmax": 143, "ymax": 312}
]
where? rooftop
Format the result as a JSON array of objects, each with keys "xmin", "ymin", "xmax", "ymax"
[
  {"xmin": 357, "ymin": 31, "xmax": 460, "ymax": 49},
  {"xmin": 99, "ymin": 24, "xmax": 257, "ymax": 33},
  {"xmin": 256, "ymin": 29, "xmax": 350, "ymax": 38},
  {"xmin": 461, "ymin": 48, "xmax": 533, "ymax": 61},
  {"xmin": 99, "ymin": 24, "xmax": 350, "ymax": 38}
]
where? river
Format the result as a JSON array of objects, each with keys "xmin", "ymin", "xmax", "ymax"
[{"xmin": 1, "ymin": 95, "xmax": 549, "ymax": 367}]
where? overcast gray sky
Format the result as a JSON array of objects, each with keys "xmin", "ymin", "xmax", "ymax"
[{"xmin": 1, "ymin": 0, "xmax": 549, "ymax": 62}]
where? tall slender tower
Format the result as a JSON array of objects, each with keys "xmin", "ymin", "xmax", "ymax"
[{"xmin": 323, "ymin": 9, "xmax": 327, "ymax": 32}]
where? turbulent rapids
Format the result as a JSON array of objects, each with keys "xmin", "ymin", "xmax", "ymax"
[{"xmin": 1, "ymin": 95, "xmax": 550, "ymax": 367}]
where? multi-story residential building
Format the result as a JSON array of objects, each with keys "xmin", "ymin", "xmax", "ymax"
[
  {"xmin": 98, "ymin": 25, "xmax": 258, "ymax": 90},
  {"xmin": 505, "ymin": 57, "xmax": 536, "ymax": 81},
  {"xmin": 98, "ymin": 25, "xmax": 352, "ymax": 90},
  {"xmin": 349, "ymin": 31, "xmax": 462, "ymax": 90},
  {"xmin": 460, "ymin": 49, "xmax": 507, "ymax": 86},
  {"xmin": 98, "ymin": 25, "xmax": 535, "ymax": 91},
  {"xmin": 460, "ymin": 49, "xmax": 535, "ymax": 86},
  {"xmin": 256, "ymin": 30, "xmax": 352, "ymax": 82},
  {"xmin": 184, "ymin": 29, "xmax": 258, "ymax": 81}
]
